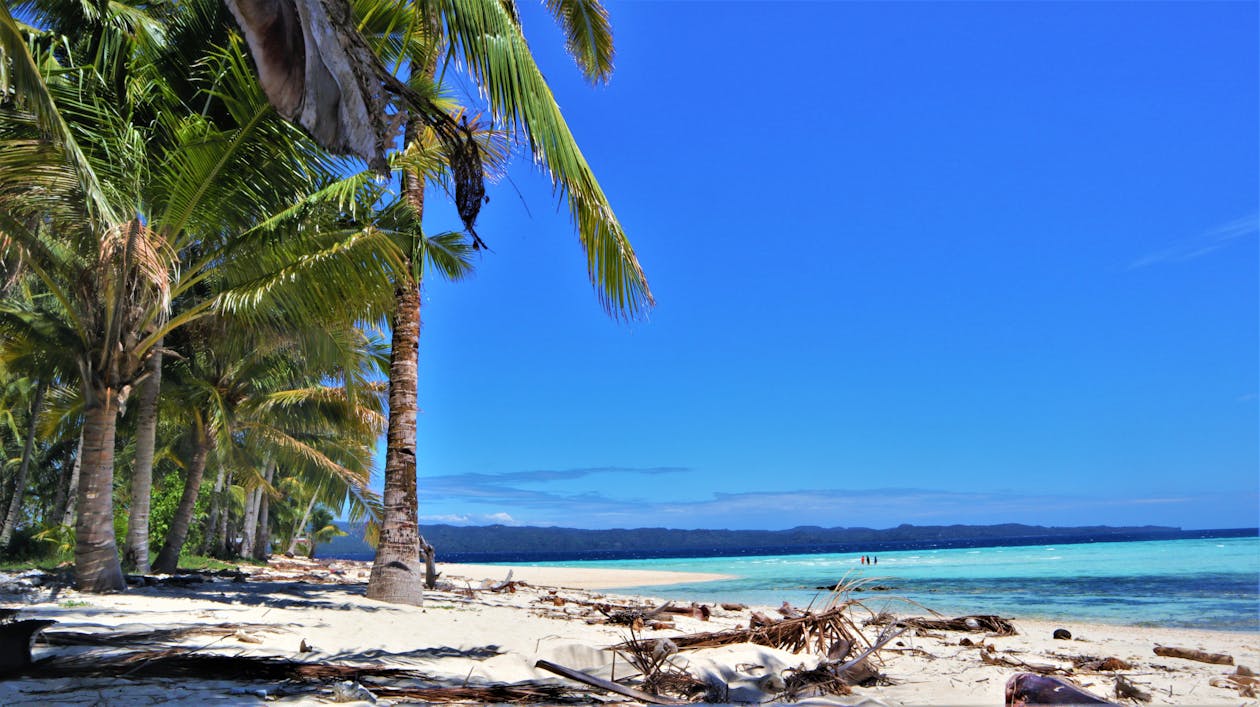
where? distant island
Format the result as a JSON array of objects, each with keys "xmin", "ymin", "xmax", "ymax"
[{"xmin": 322, "ymin": 522, "xmax": 1257, "ymax": 563}]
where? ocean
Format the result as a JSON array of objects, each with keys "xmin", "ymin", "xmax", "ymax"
[{"xmin": 502, "ymin": 536, "xmax": 1260, "ymax": 632}]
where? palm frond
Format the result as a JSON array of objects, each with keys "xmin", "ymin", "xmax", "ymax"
[
  {"xmin": 431, "ymin": 0, "xmax": 652, "ymax": 317},
  {"xmin": 0, "ymin": 4, "xmax": 119, "ymax": 224},
  {"xmin": 543, "ymin": 0, "xmax": 614, "ymax": 84}
]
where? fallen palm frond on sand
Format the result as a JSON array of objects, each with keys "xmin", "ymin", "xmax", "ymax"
[{"xmin": 618, "ymin": 604, "xmax": 861, "ymax": 655}]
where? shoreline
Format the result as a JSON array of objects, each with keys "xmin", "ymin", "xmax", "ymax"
[
  {"xmin": 1, "ymin": 557, "xmax": 1256, "ymax": 705},
  {"xmin": 441, "ymin": 562, "xmax": 737, "ymax": 589}
]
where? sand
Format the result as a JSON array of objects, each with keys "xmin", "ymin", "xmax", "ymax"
[{"xmin": 0, "ymin": 558, "xmax": 1255, "ymax": 705}]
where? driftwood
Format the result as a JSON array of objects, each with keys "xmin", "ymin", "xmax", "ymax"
[
  {"xmin": 1153, "ymin": 645, "xmax": 1233, "ymax": 665},
  {"xmin": 1072, "ymin": 656, "xmax": 1133, "ymax": 672},
  {"xmin": 598, "ymin": 602, "xmax": 674, "ymax": 627},
  {"xmin": 486, "ymin": 571, "xmax": 523, "ymax": 593},
  {"xmin": 370, "ymin": 682, "xmax": 585, "ymax": 703},
  {"xmin": 39, "ymin": 623, "xmax": 278, "ymax": 647},
  {"xmin": 534, "ymin": 658, "xmax": 685, "ymax": 705},
  {"xmin": 23, "ymin": 650, "xmax": 422, "ymax": 681},
  {"xmin": 1005, "ymin": 673, "xmax": 1117, "ymax": 706},
  {"xmin": 618, "ymin": 605, "xmax": 862, "ymax": 657},
  {"xmin": 889, "ymin": 615, "xmax": 1017, "ymax": 636}
]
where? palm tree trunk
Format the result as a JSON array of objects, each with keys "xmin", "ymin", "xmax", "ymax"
[
  {"xmin": 253, "ymin": 463, "xmax": 276, "ymax": 560},
  {"xmin": 73, "ymin": 390, "xmax": 126, "ymax": 592},
  {"xmin": 239, "ymin": 462, "xmax": 269, "ymax": 557},
  {"xmin": 367, "ymin": 117, "xmax": 428, "ymax": 605},
  {"xmin": 124, "ymin": 347, "xmax": 162, "ymax": 573},
  {"xmin": 286, "ymin": 493, "xmax": 317, "ymax": 556},
  {"xmin": 214, "ymin": 468, "xmax": 233, "ymax": 558},
  {"xmin": 202, "ymin": 459, "xmax": 227, "ymax": 555},
  {"xmin": 152, "ymin": 421, "xmax": 212, "ymax": 574},
  {"xmin": 55, "ymin": 429, "xmax": 83, "ymax": 527},
  {"xmin": 0, "ymin": 381, "xmax": 47, "ymax": 546}
]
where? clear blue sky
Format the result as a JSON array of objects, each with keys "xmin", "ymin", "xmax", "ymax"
[{"xmin": 382, "ymin": 0, "xmax": 1258, "ymax": 531}]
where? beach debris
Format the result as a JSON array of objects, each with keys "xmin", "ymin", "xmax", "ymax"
[
  {"xmin": 1113, "ymin": 674, "xmax": 1152, "ymax": 702},
  {"xmin": 299, "ymin": 638, "xmax": 314, "ymax": 652},
  {"xmin": 780, "ymin": 625, "xmax": 907, "ymax": 700},
  {"xmin": 1209, "ymin": 665, "xmax": 1259, "ymax": 697},
  {"xmin": 875, "ymin": 614, "xmax": 1017, "ymax": 636},
  {"xmin": 1005, "ymin": 673, "xmax": 1118, "ymax": 705},
  {"xmin": 0, "ymin": 618, "xmax": 56, "ymax": 674},
  {"xmin": 614, "ymin": 629, "xmax": 707, "ymax": 701},
  {"xmin": 38, "ymin": 622, "xmax": 273, "ymax": 647},
  {"xmin": 619, "ymin": 605, "xmax": 865, "ymax": 658},
  {"xmin": 1053, "ymin": 628, "xmax": 1072, "ymax": 640},
  {"xmin": 1072, "ymin": 656, "xmax": 1133, "ymax": 672},
  {"xmin": 981, "ymin": 646, "xmax": 1070, "ymax": 676},
  {"xmin": 597, "ymin": 601, "xmax": 677, "ymax": 627},
  {"xmin": 777, "ymin": 602, "xmax": 804, "ymax": 619},
  {"xmin": 1153, "ymin": 645, "xmax": 1233, "ymax": 665},
  {"xmin": 331, "ymin": 680, "xmax": 377, "ymax": 703},
  {"xmin": 535, "ymin": 658, "xmax": 687, "ymax": 705},
  {"xmin": 369, "ymin": 682, "xmax": 586, "ymax": 703},
  {"xmin": 234, "ymin": 629, "xmax": 263, "ymax": 644},
  {"xmin": 720, "ymin": 603, "xmax": 747, "ymax": 611},
  {"xmin": 483, "ymin": 570, "xmax": 522, "ymax": 593}
]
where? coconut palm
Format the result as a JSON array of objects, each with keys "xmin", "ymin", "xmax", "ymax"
[
  {"xmin": 0, "ymin": 4, "xmax": 407, "ymax": 589},
  {"xmin": 150, "ymin": 306, "xmax": 388, "ymax": 572}
]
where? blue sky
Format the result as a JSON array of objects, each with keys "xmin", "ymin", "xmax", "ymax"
[{"xmin": 381, "ymin": 0, "xmax": 1258, "ymax": 531}]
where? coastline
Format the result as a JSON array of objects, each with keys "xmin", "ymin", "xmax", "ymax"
[
  {"xmin": 442, "ymin": 562, "xmax": 737, "ymax": 589},
  {"xmin": 1, "ymin": 557, "xmax": 1255, "ymax": 705}
]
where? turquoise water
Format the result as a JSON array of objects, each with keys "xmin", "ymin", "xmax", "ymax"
[{"xmin": 510, "ymin": 537, "xmax": 1260, "ymax": 631}]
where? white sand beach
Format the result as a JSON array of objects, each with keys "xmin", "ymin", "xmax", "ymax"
[{"xmin": 0, "ymin": 557, "xmax": 1255, "ymax": 705}]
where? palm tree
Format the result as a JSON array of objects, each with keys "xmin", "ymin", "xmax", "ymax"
[
  {"xmin": 151, "ymin": 312, "xmax": 387, "ymax": 572},
  {"xmin": 218, "ymin": 0, "xmax": 651, "ymax": 604},
  {"xmin": 1, "ymin": 4, "xmax": 407, "ymax": 589}
]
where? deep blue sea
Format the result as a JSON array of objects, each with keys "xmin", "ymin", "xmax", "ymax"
[{"xmin": 501, "ymin": 536, "xmax": 1260, "ymax": 632}]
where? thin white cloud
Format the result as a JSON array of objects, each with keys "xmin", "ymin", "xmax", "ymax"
[
  {"xmin": 1128, "ymin": 213, "xmax": 1258, "ymax": 269},
  {"xmin": 420, "ymin": 512, "xmax": 527, "ymax": 526}
]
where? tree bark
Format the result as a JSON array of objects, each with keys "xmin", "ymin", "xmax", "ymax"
[
  {"xmin": 239, "ymin": 461, "xmax": 270, "ymax": 557},
  {"xmin": 73, "ymin": 391, "xmax": 126, "ymax": 592},
  {"xmin": 152, "ymin": 422, "xmax": 212, "ymax": 574},
  {"xmin": 54, "ymin": 430, "xmax": 83, "ymax": 527},
  {"xmin": 124, "ymin": 347, "xmax": 162, "ymax": 573},
  {"xmin": 0, "ymin": 381, "xmax": 47, "ymax": 546},
  {"xmin": 252, "ymin": 463, "xmax": 275, "ymax": 560},
  {"xmin": 366, "ymin": 117, "xmax": 429, "ymax": 605},
  {"xmin": 213, "ymin": 468, "xmax": 233, "ymax": 558},
  {"xmin": 202, "ymin": 458, "xmax": 228, "ymax": 555}
]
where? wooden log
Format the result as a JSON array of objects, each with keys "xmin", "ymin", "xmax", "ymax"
[
  {"xmin": 720, "ymin": 603, "xmax": 747, "ymax": 611},
  {"xmin": 1005, "ymin": 673, "xmax": 1117, "ymax": 706},
  {"xmin": 1153, "ymin": 646, "xmax": 1233, "ymax": 665},
  {"xmin": 534, "ymin": 659, "xmax": 685, "ymax": 705}
]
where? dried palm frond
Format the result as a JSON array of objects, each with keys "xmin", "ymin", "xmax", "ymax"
[{"xmin": 617, "ymin": 604, "xmax": 861, "ymax": 657}]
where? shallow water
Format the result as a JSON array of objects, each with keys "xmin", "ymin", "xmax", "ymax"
[{"xmin": 514, "ymin": 536, "xmax": 1260, "ymax": 631}]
